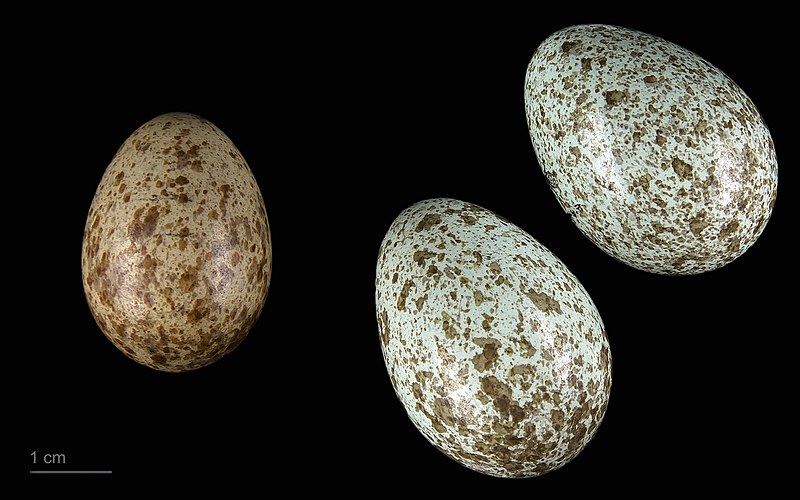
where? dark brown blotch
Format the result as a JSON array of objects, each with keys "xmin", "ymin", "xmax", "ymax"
[
  {"xmin": 142, "ymin": 206, "xmax": 160, "ymax": 238},
  {"xmin": 524, "ymin": 289, "xmax": 561, "ymax": 314},
  {"xmin": 561, "ymin": 41, "xmax": 577, "ymax": 53},
  {"xmin": 719, "ymin": 219, "xmax": 739, "ymax": 239},
  {"xmin": 672, "ymin": 157, "xmax": 693, "ymax": 179},
  {"xmin": 397, "ymin": 280, "xmax": 414, "ymax": 311},
  {"xmin": 471, "ymin": 338, "xmax": 500, "ymax": 372},
  {"xmin": 187, "ymin": 298, "xmax": 209, "ymax": 323},
  {"xmin": 689, "ymin": 211, "xmax": 709, "ymax": 236},
  {"xmin": 604, "ymin": 90, "xmax": 627, "ymax": 107},
  {"xmin": 413, "ymin": 250, "xmax": 437, "ymax": 266},
  {"xmin": 178, "ymin": 265, "xmax": 200, "ymax": 293},
  {"xmin": 416, "ymin": 213, "xmax": 442, "ymax": 232}
]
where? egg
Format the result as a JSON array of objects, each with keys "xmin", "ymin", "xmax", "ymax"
[
  {"xmin": 524, "ymin": 24, "xmax": 778, "ymax": 274},
  {"xmin": 81, "ymin": 112, "xmax": 271, "ymax": 372},
  {"xmin": 375, "ymin": 198, "xmax": 611, "ymax": 478}
]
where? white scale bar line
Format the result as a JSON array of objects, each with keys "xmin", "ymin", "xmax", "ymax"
[{"xmin": 30, "ymin": 470, "xmax": 112, "ymax": 474}]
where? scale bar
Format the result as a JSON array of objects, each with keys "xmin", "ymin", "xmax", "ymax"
[{"xmin": 30, "ymin": 470, "xmax": 112, "ymax": 474}]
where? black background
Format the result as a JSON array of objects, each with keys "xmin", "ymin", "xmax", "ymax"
[{"xmin": 16, "ymin": 5, "xmax": 795, "ymax": 493}]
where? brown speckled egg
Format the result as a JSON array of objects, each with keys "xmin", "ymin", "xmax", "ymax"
[
  {"xmin": 525, "ymin": 25, "xmax": 778, "ymax": 274},
  {"xmin": 81, "ymin": 112, "xmax": 271, "ymax": 372},
  {"xmin": 375, "ymin": 198, "xmax": 611, "ymax": 478}
]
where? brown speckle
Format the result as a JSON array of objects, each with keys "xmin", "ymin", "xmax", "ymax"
[
  {"xmin": 561, "ymin": 41, "xmax": 577, "ymax": 52},
  {"xmin": 397, "ymin": 280, "xmax": 414, "ymax": 311},
  {"xmin": 416, "ymin": 213, "xmax": 442, "ymax": 232},
  {"xmin": 471, "ymin": 338, "xmax": 499, "ymax": 372},
  {"xmin": 672, "ymin": 157, "xmax": 693, "ymax": 179},
  {"xmin": 413, "ymin": 250, "xmax": 437, "ymax": 266},
  {"xmin": 604, "ymin": 90, "xmax": 626, "ymax": 106},
  {"xmin": 524, "ymin": 289, "xmax": 561, "ymax": 314},
  {"xmin": 689, "ymin": 212, "xmax": 709, "ymax": 236}
]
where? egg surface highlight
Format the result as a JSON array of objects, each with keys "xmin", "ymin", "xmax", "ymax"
[
  {"xmin": 82, "ymin": 112, "xmax": 271, "ymax": 372},
  {"xmin": 525, "ymin": 24, "xmax": 778, "ymax": 274},
  {"xmin": 376, "ymin": 198, "xmax": 611, "ymax": 478}
]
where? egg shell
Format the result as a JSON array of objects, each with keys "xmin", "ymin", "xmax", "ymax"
[
  {"xmin": 375, "ymin": 198, "xmax": 611, "ymax": 478},
  {"xmin": 81, "ymin": 112, "xmax": 271, "ymax": 372},
  {"xmin": 525, "ymin": 24, "xmax": 778, "ymax": 274}
]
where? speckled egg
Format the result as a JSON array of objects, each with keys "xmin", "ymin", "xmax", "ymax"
[
  {"xmin": 375, "ymin": 198, "xmax": 611, "ymax": 478},
  {"xmin": 81, "ymin": 113, "xmax": 271, "ymax": 372},
  {"xmin": 525, "ymin": 24, "xmax": 778, "ymax": 274}
]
